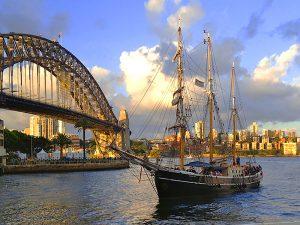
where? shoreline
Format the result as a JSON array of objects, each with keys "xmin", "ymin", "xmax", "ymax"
[
  {"xmin": 148, "ymin": 154, "xmax": 300, "ymax": 159},
  {"xmin": 3, "ymin": 160, "xmax": 129, "ymax": 174}
]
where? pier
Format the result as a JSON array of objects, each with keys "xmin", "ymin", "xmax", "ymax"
[{"xmin": 3, "ymin": 159, "xmax": 129, "ymax": 174}]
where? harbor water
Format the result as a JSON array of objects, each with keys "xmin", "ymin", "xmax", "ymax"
[{"xmin": 0, "ymin": 157, "xmax": 299, "ymax": 224}]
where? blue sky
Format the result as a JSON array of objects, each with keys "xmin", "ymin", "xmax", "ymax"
[{"xmin": 1, "ymin": 0, "xmax": 300, "ymax": 137}]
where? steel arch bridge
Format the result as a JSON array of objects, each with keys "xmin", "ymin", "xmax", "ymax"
[{"xmin": 0, "ymin": 33, "xmax": 123, "ymax": 154}]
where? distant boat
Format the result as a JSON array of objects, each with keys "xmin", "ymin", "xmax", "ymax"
[{"xmin": 110, "ymin": 25, "xmax": 263, "ymax": 199}]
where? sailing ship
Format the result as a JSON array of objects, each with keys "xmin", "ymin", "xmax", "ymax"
[{"xmin": 109, "ymin": 25, "xmax": 263, "ymax": 199}]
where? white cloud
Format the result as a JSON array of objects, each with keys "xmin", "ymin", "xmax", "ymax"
[
  {"xmin": 253, "ymin": 44, "xmax": 300, "ymax": 83},
  {"xmin": 145, "ymin": 0, "xmax": 165, "ymax": 13},
  {"xmin": 120, "ymin": 45, "xmax": 173, "ymax": 111},
  {"xmin": 90, "ymin": 65, "xmax": 110, "ymax": 79},
  {"xmin": 167, "ymin": 1, "xmax": 203, "ymax": 31}
]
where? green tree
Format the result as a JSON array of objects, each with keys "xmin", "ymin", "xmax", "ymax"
[
  {"xmin": 4, "ymin": 129, "xmax": 51, "ymax": 154},
  {"xmin": 52, "ymin": 133, "xmax": 71, "ymax": 159},
  {"xmin": 75, "ymin": 118, "xmax": 93, "ymax": 160}
]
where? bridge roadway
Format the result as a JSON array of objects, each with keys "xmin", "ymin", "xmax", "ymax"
[{"xmin": 0, "ymin": 92, "xmax": 122, "ymax": 132}]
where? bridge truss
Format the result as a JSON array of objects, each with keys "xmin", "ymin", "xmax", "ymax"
[{"xmin": 0, "ymin": 33, "xmax": 122, "ymax": 154}]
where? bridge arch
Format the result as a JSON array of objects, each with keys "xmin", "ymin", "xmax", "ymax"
[{"xmin": 0, "ymin": 33, "xmax": 122, "ymax": 154}]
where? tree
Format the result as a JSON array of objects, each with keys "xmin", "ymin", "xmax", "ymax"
[
  {"xmin": 52, "ymin": 133, "xmax": 71, "ymax": 159},
  {"xmin": 74, "ymin": 118, "xmax": 93, "ymax": 160}
]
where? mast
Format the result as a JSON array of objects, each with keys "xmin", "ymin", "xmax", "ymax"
[
  {"xmin": 205, "ymin": 32, "xmax": 213, "ymax": 163},
  {"xmin": 173, "ymin": 23, "xmax": 186, "ymax": 171},
  {"xmin": 231, "ymin": 62, "xmax": 236, "ymax": 164}
]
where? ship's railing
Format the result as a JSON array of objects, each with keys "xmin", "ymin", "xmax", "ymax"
[{"xmin": 201, "ymin": 172, "xmax": 262, "ymax": 186}]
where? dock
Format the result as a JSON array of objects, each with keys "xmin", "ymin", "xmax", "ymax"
[{"xmin": 3, "ymin": 160, "xmax": 129, "ymax": 174}]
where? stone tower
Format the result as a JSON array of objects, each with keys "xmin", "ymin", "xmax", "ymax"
[{"xmin": 119, "ymin": 109, "xmax": 130, "ymax": 151}]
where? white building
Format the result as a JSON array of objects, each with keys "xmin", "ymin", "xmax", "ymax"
[
  {"xmin": 283, "ymin": 143, "xmax": 297, "ymax": 155},
  {"xmin": 195, "ymin": 120, "xmax": 205, "ymax": 139}
]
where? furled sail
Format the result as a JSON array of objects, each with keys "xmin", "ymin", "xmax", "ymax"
[{"xmin": 172, "ymin": 87, "xmax": 183, "ymax": 106}]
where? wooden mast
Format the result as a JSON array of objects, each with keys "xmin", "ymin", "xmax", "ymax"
[
  {"xmin": 206, "ymin": 32, "xmax": 213, "ymax": 163},
  {"xmin": 232, "ymin": 62, "xmax": 237, "ymax": 164},
  {"xmin": 173, "ymin": 22, "xmax": 186, "ymax": 171}
]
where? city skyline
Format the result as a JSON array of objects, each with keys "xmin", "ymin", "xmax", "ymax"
[{"xmin": 1, "ymin": 0, "xmax": 300, "ymax": 137}]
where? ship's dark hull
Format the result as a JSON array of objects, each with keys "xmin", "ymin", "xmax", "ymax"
[
  {"xmin": 107, "ymin": 145, "xmax": 263, "ymax": 199},
  {"xmin": 154, "ymin": 169, "xmax": 262, "ymax": 199}
]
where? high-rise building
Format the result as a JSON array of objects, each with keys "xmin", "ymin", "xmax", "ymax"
[
  {"xmin": 263, "ymin": 129, "xmax": 275, "ymax": 138},
  {"xmin": 29, "ymin": 116, "xmax": 64, "ymax": 139},
  {"xmin": 251, "ymin": 122, "xmax": 258, "ymax": 136},
  {"xmin": 239, "ymin": 129, "xmax": 250, "ymax": 141},
  {"xmin": 212, "ymin": 129, "xmax": 218, "ymax": 140},
  {"xmin": 40, "ymin": 117, "xmax": 48, "ymax": 139},
  {"xmin": 195, "ymin": 120, "xmax": 205, "ymax": 139},
  {"xmin": 288, "ymin": 131, "xmax": 296, "ymax": 138},
  {"xmin": 48, "ymin": 119, "xmax": 59, "ymax": 138},
  {"xmin": 58, "ymin": 120, "xmax": 66, "ymax": 134},
  {"xmin": 280, "ymin": 130, "xmax": 285, "ymax": 138},
  {"xmin": 30, "ymin": 116, "xmax": 41, "ymax": 137}
]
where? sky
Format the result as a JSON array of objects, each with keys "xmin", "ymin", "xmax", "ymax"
[{"xmin": 1, "ymin": 0, "xmax": 300, "ymax": 138}]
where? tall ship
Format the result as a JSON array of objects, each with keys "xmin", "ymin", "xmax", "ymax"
[{"xmin": 109, "ymin": 25, "xmax": 263, "ymax": 199}]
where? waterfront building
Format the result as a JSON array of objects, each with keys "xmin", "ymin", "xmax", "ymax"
[
  {"xmin": 239, "ymin": 130, "xmax": 250, "ymax": 142},
  {"xmin": 23, "ymin": 127, "xmax": 30, "ymax": 135},
  {"xmin": 195, "ymin": 120, "xmax": 205, "ymax": 139},
  {"xmin": 58, "ymin": 120, "xmax": 66, "ymax": 134},
  {"xmin": 265, "ymin": 130, "xmax": 275, "ymax": 138},
  {"xmin": 40, "ymin": 117, "xmax": 48, "ymax": 139},
  {"xmin": 30, "ymin": 115, "xmax": 41, "ymax": 137},
  {"xmin": 253, "ymin": 136, "xmax": 260, "ymax": 142},
  {"xmin": 259, "ymin": 143, "xmax": 265, "ymax": 150},
  {"xmin": 280, "ymin": 130, "xmax": 285, "ymax": 138},
  {"xmin": 0, "ymin": 119, "xmax": 6, "ymax": 166},
  {"xmin": 67, "ymin": 134, "xmax": 81, "ymax": 149},
  {"xmin": 228, "ymin": 133, "xmax": 233, "ymax": 142},
  {"xmin": 242, "ymin": 142, "xmax": 250, "ymax": 150},
  {"xmin": 185, "ymin": 131, "xmax": 191, "ymax": 139},
  {"xmin": 262, "ymin": 136, "xmax": 270, "ymax": 143},
  {"xmin": 235, "ymin": 142, "xmax": 241, "ymax": 150},
  {"xmin": 267, "ymin": 143, "xmax": 272, "ymax": 150},
  {"xmin": 274, "ymin": 130, "xmax": 285, "ymax": 138},
  {"xmin": 29, "ymin": 116, "xmax": 64, "ymax": 139},
  {"xmin": 283, "ymin": 143, "xmax": 297, "ymax": 155},
  {"xmin": 251, "ymin": 122, "xmax": 258, "ymax": 137},
  {"xmin": 212, "ymin": 129, "xmax": 218, "ymax": 140},
  {"xmin": 288, "ymin": 131, "xmax": 296, "ymax": 138},
  {"xmin": 251, "ymin": 142, "xmax": 258, "ymax": 150},
  {"xmin": 48, "ymin": 119, "xmax": 59, "ymax": 138}
]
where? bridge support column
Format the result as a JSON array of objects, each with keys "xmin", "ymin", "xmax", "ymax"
[
  {"xmin": 119, "ymin": 109, "xmax": 130, "ymax": 151},
  {"xmin": 94, "ymin": 131, "xmax": 117, "ymax": 158}
]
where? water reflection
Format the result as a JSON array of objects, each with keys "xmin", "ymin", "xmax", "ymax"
[
  {"xmin": 154, "ymin": 193, "xmax": 260, "ymax": 224},
  {"xmin": 0, "ymin": 157, "xmax": 299, "ymax": 224}
]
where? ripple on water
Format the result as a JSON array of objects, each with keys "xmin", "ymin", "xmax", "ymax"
[{"xmin": 0, "ymin": 157, "xmax": 299, "ymax": 224}]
